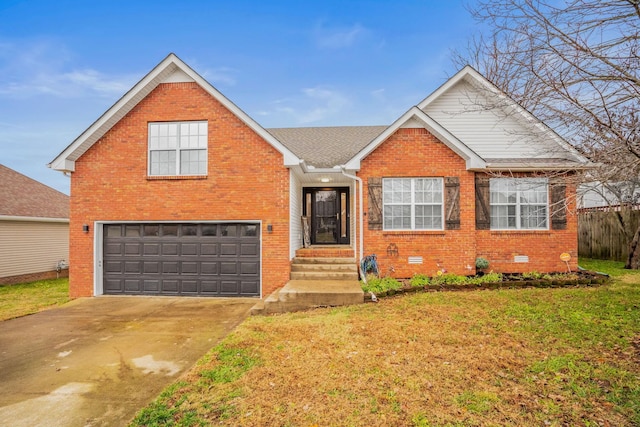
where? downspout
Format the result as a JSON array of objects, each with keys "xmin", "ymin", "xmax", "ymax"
[{"xmin": 341, "ymin": 168, "xmax": 366, "ymax": 282}]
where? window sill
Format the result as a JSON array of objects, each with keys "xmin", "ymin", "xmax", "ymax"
[
  {"xmin": 489, "ymin": 230, "xmax": 551, "ymax": 236},
  {"xmin": 147, "ymin": 175, "xmax": 208, "ymax": 181},
  {"xmin": 382, "ymin": 230, "xmax": 446, "ymax": 236}
]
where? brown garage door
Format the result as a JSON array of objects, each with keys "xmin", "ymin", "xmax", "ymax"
[{"xmin": 103, "ymin": 223, "xmax": 260, "ymax": 296}]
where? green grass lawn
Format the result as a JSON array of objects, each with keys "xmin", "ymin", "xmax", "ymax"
[
  {"xmin": 130, "ymin": 259, "xmax": 640, "ymax": 426},
  {"xmin": 0, "ymin": 278, "xmax": 70, "ymax": 321}
]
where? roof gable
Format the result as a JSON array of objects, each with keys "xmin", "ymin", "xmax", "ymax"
[
  {"xmin": 344, "ymin": 107, "xmax": 486, "ymax": 170},
  {"xmin": 49, "ymin": 53, "xmax": 300, "ymax": 172},
  {"xmin": 0, "ymin": 164, "xmax": 69, "ymax": 219},
  {"xmin": 417, "ymin": 65, "xmax": 590, "ymax": 166}
]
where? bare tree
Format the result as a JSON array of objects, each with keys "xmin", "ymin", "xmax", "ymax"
[{"xmin": 454, "ymin": 0, "xmax": 640, "ymax": 268}]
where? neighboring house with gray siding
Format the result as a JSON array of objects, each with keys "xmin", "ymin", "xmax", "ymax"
[{"xmin": 0, "ymin": 164, "xmax": 69, "ymax": 285}]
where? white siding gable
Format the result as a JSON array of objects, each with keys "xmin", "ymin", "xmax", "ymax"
[{"xmin": 422, "ymin": 80, "xmax": 572, "ymax": 160}]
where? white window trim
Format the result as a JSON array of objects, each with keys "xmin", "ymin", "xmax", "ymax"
[
  {"xmin": 382, "ymin": 177, "xmax": 444, "ymax": 231},
  {"xmin": 148, "ymin": 120, "xmax": 208, "ymax": 176},
  {"xmin": 490, "ymin": 178, "xmax": 549, "ymax": 230}
]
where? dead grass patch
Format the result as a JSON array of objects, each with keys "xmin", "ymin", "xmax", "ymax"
[{"xmin": 131, "ymin": 271, "xmax": 639, "ymax": 426}]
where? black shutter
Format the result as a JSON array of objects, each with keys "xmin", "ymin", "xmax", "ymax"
[
  {"xmin": 445, "ymin": 177, "xmax": 460, "ymax": 230},
  {"xmin": 550, "ymin": 180, "xmax": 567, "ymax": 230},
  {"xmin": 475, "ymin": 174, "xmax": 491, "ymax": 230},
  {"xmin": 368, "ymin": 177, "xmax": 382, "ymax": 230}
]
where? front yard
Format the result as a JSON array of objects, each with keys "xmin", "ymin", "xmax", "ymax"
[{"xmin": 131, "ymin": 259, "xmax": 640, "ymax": 426}]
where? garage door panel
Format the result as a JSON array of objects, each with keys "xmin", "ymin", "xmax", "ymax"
[
  {"xmin": 143, "ymin": 262, "xmax": 160, "ymax": 274},
  {"xmin": 201, "ymin": 243, "xmax": 217, "ymax": 256},
  {"xmin": 103, "ymin": 223, "xmax": 260, "ymax": 297},
  {"xmin": 240, "ymin": 262, "xmax": 259, "ymax": 276},
  {"xmin": 181, "ymin": 280, "xmax": 198, "ymax": 293},
  {"xmin": 105, "ymin": 261, "xmax": 123, "ymax": 273},
  {"xmin": 201, "ymin": 262, "xmax": 218, "ymax": 275},
  {"xmin": 162, "ymin": 262, "xmax": 179, "ymax": 274},
  {"xmin": 220, "ymin": 243, "xmax": 237, "ymax": 256},
  {"xmin": 161, "ymin": 280, "xmax": 179, "ymax": 293},
  {"xmin": 105, "ymin": 279, "xmax": 122, "ymax": 292},
  {"xmin": 220, "ymin": 225, "xmax": 237, "ymax": 237},
  {"xmin": 181, "ymin": 262, "xmax": 198, "ymax": 275},
  {"xmin": 144, "ymin": 280, "xmax": 160, "ymax": 292},
  {"xmin": 105, "ymin": 243, "xmax": 123, "ymax": 255},
  {"xmin": 162, "ymin": 243, "xmax": 179, "ymax": 255},
  {"xmin": 220, "ymin": 280, "xmax": 240, "ymax": 295},
  {"xmin": 125, "ymin": 243, "xmax": 142, "ymax": 255},
  {"xmin": 125, "ymin": 279, "xmax": 142, "ymax": 292},
  {"xmin": 144, "ymin": 243, "xmax": 160, "ymax": 256},
  {"xmin": 220, "ymin": 262, "xmax": 238, "ymax": 275},
  {"xmin": 241, "ymin": 281, "xmax": 259, "ymax": 295},
  {"xmin": 240, "ymin": 243, "xmax": 259, "ymax": 256},
  {"xmin": 182, "ymin": 243, "xmax": 198, "ymax": 256},
  {"xmin": 201, "ymin": 280, "xmax": 219, "ymax": 294},
  {"xmin": 241, "ymin": 224, "xmax": 258, "ymax": 237},
  {"xmin": 125, "ymin": 261, "xmax": 141, "ymax": 274}
]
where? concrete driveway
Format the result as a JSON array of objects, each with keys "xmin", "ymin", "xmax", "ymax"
[{"xmin": 0, "ymin": 296, "xmax": 255, "ymax": 426}]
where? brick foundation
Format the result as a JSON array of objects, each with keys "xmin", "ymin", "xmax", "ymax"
[{"xmin": 0, "ymin": 269, "xmax": 69, "ymax": 286}]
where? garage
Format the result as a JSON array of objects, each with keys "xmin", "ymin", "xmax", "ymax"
[{"xmin": 102, "ymin": 223, "xmax": 260, "ymax": 297}]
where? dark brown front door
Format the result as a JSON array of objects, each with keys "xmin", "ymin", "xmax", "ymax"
[{"xmin": 303, "ymin": 188, "xmax": 350, "ymax": 245}]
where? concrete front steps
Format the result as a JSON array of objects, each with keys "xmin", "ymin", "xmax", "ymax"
[{"xmin": 251, "ymin": 248, "xmax": 364, "ymax": 315}]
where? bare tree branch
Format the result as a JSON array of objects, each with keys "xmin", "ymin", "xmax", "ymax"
[{"xmin": 456, "ymin": 0, "xmax": 640, "ymax": 267}]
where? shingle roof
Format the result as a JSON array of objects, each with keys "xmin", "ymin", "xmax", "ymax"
[
  {"xmin": 267, "ymin": 126, "xmax": 387, "ymax": 168},
  {"xmin": 0, "ymin": 164, "xmax": 69, "ymax": 218}
]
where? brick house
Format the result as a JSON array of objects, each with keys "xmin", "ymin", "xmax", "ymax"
[{"xmin": 49, "ymin": 53, "xmax": 591, "ymax": 300}]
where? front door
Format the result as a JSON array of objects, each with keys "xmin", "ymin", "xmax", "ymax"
[{"xmin": 303, "ymin": 188, "xmax": 350, "ymax": 245}]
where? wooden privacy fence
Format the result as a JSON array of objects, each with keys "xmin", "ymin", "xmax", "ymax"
[{"xmin": 578, "ymin": 206, "xmax": 640, "ymax": 261}]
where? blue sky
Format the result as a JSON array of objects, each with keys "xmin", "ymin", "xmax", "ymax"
[{"xmin": 0, "ymin": 0, "xmax": 481, "ymax": 194}]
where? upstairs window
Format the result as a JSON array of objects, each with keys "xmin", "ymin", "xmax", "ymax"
[
  {"xmin": 490, "ymin": 178, "xmax": 548, "ymax": 230},
  {"xmin": 148, "ymin": 121, "xmax": 207, "ymax": 176},
  {"xmin": 383, "ymin": 178, "xmax": 443, "ymax": 230}
]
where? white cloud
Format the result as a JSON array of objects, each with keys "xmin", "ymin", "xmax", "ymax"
[
  {"xmin": 314, "ymin": 23, "xmax": 369, "ymax": 49},
  {"xmin": 266, "ymin": 86, "xmax": 351, "ymax": 125},
  {"xmin": 0, "ymin": 38, "xmax": 136, "ymax": 99},
  {"xmin": 199, "ymin": 66, "xmax": 237, "ymax": 87}
]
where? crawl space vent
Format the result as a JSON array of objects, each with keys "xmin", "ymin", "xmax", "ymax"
[
  {"xmin": 514, "ymin": 255, "xmax": 529, "ymax": 263},
  {"xmin": 408, "ymin": 256, "xmax": 423, "ymax": 264}
]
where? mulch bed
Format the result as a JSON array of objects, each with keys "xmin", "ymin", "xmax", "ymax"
[{"xmin": 366, "ymin": 270, "xmax": 610, "ymax": 300}]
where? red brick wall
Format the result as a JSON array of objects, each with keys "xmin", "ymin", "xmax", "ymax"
[
  {"xmin": 476, "ymin": 180, "xmax": 579, "ymax": 273},
  {"xmin": 359, "ymin": 128, "xmax": 478, "ymax": 277},
  {"xmin": 358, "ymin": 127, "xmax": 579, "ymax": 278},
  {"xmin": 69, "ymin": 82, "xmax": 290, "ymax": 298}
]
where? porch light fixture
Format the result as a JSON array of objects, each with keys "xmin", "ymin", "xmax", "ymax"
[
  {"xmin": 82, "ymin": 224, "xmax": 90, "ymax": 233},
  {"xmin": 320, "ymin": 177, "xmax": 330, "ymax": 183}
]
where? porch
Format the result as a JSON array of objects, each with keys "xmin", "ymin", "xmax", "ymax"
[{"xmin": 250, "ymin": 246, "xmax": 364, "ymax": 315}]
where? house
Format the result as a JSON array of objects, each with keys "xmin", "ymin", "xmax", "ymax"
[
  {"xmin": 0, "ymin": 164, "xmax": 69, "ymax": 285},
  {"xmin": 578, "ymin": 181, "xmax": 640, "ymax": 209},
  {"xmin": 49, "ymin": 53, "xmax": 591, "ymax": 301}
]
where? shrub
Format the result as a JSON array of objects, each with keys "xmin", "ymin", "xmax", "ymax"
[
  {"xmin": 431, "ymin": 273, "xmax": 468, "ymax": 285},
  {"xmin": 522, "ymin": 271, "xmax": 543, "ymax": 280},
  {"xmin": 409, "ymin": 274, "xmax": 430, "ymax": 288},
  {"xmin": 468, "ymin": 272, "xmax": 503, "ymax": 285},
  {"xmin": 362, "ymin": 276, "xmax": 403, "ymax": 294},
  {"xmin": 475, "ymin": 257, "xmax": 490, "ymax": 270}
]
